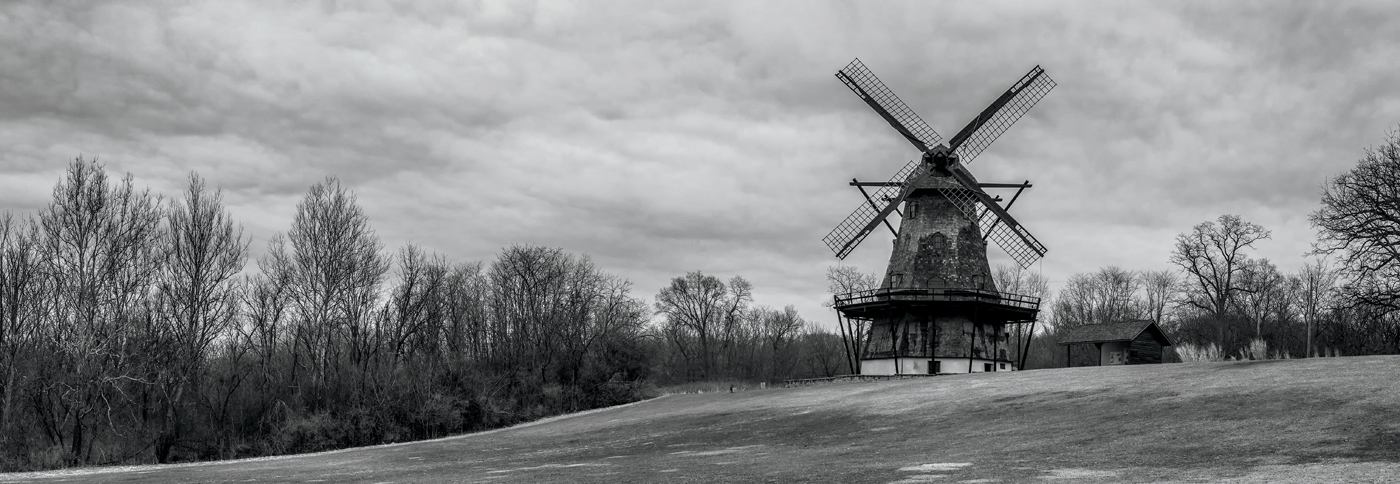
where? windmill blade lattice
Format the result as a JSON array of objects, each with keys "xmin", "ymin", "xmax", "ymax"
[
  {"xmin": 836, "ymin": 59, "xmax": 943, "ymax": 152},
  {"xmin": 822, "ymin": 159, "xmax": 920, "ymax": 259},
  {"xmin": 949, "ymin": 66, "xmax": 1056, "ymax": 165},
  {"xmin": 939, "ymin": 187, "xmax": 1048, "ymax": 269}
]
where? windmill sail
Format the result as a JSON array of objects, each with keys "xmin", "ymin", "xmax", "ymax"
[
  {"xmin": 825, "ymin": 61, "xmax": 1053, "ymax": 264},
  {"xmin": 822, "ymin": 159, "xmax": 920, "ymax": 259},
  {"xmin": 944, "ymin": 190, "xmax": 1048, "ymax": 269},
  {"xmin": 927, "ymin": 65, "xmax": 1054, "ymax": 268},
  {"xmin": 941, "ymin": 165, "xmax": 1048, "ymax": 268},
  {"xmin": 947, "ymin": 66, "xmax": 1056, "ymax": 164},
  {"xmin": 836, "ymin": 59, "xmax": 943, "ymax": 152}
]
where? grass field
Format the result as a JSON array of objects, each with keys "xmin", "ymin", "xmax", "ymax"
[{"xmin": 5, "ymin": 356, "xmax": 1399, "ymax": 483}]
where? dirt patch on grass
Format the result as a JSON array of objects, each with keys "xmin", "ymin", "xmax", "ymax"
[
  {"xmin": 1213, "ymin": 359, "xmax": 1294, "ymax": 370},
  {"xmin": 1359, "ymin": 427, "xmax": 1400, "ymax": 460},
  {"xmin": 1041, "ymin": 468, "xmax": 1119, "ymax": 479}
]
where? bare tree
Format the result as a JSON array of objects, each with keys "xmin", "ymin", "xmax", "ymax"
[
  {"xmin": 1295, "ymin": 258, "xmax": 1341, "ymax": 357},
  {"xmin": 1051, "ymin": 266, "xmax": 1142, "ymax": 329},
  {"xmin": 386, "ymin": 244, "xmax": 450, "ymax": 370},
  {"xmin": 565, "ymin": 271, "xmax": 647, "ymax": 388},
  {"xmin": 1170, "ymin": 214, "xmax": 1271, "ymax": 345},
  {"xmin": 1234, "ymin": 258, "xmax": 1288, "ymax": 339},
  {"xmin": 37, "ymin": 157, "xmax": 164, "ymax": 464},
  {"xmin": 993, "ymin": 264, "xmax": 1052, "ymax": 300},
  {"xmin": 240, "ymin": 234, "xmax": 293, "ymax": 401},
  {"xmin": 1139, "ymin": 269, "xmax": 1182, "ymax": 327},
  {"xmin": 993, "ymin": 263, "xmax": 1050, "ymax": 370},
  {"xmin": 757, "ymin": 305, "xmax": 805, "ymax": 382},
  {"xmin": 441, "ymin": 261, "xmax": 488, "ymax": 364},
  {"xmin": 478, "ymin": 245, "xmax": 650, "ymax": 405},
  {"xmin": 719, "ymin": 276, "xmax": 753, "ymax": 375},
  {"xmin": 654, "ymin": 271, "xmax": 749, "ymax": 380},
  {"xmin": 798, "ymin": 327, "xmax": 847, "ymax": 377},
  {"xmin": 489, "ymin": 245, "xmax": 573, "ymax": 384},
  {"xmin": 824, "ymin": 265, "xmax": 879, "ymax": 374},
  {"xmin": 151, "ymin": 173, "xmax": 248, "ymax": 462},
  {"xmin": 655, "ymin": 271, "xmax": 725, "ymax": 380},
  {"xmin": 1311, "ymin": 129, "xmax": 1400, "ymax": 313},
  {"xmin": 0, "ymin": 214, "xmax": 42, "ymax": 444},
  {"xmin": 531, "ymin": 251, "xmax": 642, "ymax": 391},
  {"xmin": 284, "ymin": 177, "xmax": 388, "ymax": 410}
]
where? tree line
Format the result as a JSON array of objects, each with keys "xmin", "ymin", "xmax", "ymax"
[
  {"xmin": 0, "ymin": 158, "xmax": 842, "ymax": 471},
  {"xmin": 1021, "ymin": 130, "xmax": 1400, "ymax": 366},
  {"xmin": 650, "ymin": 271, "xmax": 846, "ymax": 383}
]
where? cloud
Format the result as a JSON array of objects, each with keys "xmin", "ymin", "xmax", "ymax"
[{"xmin": 2, "ymin": 0, "xmax": 1399, "ymax": 325}]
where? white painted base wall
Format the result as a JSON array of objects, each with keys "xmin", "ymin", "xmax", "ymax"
[
  {"xmin": 860, "ymin": 358, "xmax": 930, "ymax": 375},
  {"xmin": 860, "ymin": 357, "xmax": 1016, "ymax": 375},
  {"xmin": 932, "ymin": 358, "xmax": 1015, "ymax": 374}
]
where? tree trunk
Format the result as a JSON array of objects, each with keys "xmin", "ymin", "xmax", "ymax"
[
  {"xmin": 156, "ymin": 382, "xmax": 185, "ymax": 463},
  {"xmin": 1306, "ymin": 315, "xmax": 1314, "ymax": 358},
  {"xmin": 1, "ymin": 358, "xmax": 14, "ymax": 441},
  {"xmin": 69, "ymin": 415, "xmax": 84, "ymax": 465},
  {"xmin": 699, "ymin": 334, "xmax": 710, "ymax": 380}
]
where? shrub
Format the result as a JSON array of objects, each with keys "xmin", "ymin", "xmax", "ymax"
[
  {"xmin": 1237, "ymin": 338, "xmax": 1270, "ymax": 360},
  {"xmin": 277, "ymin": 413, "xmax": 348, "ymax": 455},
  {"xmin": 1175, "ymin": 342, "xmax": 1224, "ymax": 362},
  {"xmin": 414, "ymin": 393, "xmax": 465, "ymax": 439}
]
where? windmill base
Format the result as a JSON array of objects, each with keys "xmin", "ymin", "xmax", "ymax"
[{"xmin": 860, "ymin": 356, "xmax": 1016, "ymax": 375}]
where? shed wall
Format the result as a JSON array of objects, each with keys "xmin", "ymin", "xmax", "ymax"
[{"xmin": 1128, "ymin": 332, "xmax": 1164, "ymax": 364}]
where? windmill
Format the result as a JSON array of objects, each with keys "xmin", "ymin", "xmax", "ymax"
[{"xmin": 825, "ymin": 59, "xmax": 1053, "ymax": 375}]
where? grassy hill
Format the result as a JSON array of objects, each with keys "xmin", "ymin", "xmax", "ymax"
[{"xmin": 6, "ymin": 356, "xmax": 1400, "ymax": 483}]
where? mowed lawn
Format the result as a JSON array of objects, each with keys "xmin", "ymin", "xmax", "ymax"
[{"xmin": 6, "ymin": 356, "xmax": 1400, "ymax": 483}]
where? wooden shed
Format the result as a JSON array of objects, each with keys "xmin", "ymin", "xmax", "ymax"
[{"xmin": 1057, "ymin": 320, "xmax": 1174, "ymax": 366}]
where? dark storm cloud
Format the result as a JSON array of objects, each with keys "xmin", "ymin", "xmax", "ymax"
[{"xmin": 2, "ymin": 0, "xmax": 1398, "ymax": 323}]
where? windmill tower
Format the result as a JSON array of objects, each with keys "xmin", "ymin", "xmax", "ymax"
[{"xmin": 824, "ymin": 59, "xmax": 1054, "ymax": 375}]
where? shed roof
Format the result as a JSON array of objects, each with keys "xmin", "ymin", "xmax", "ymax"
[{"xmin": 1056, "ymin": 320, "xmax": 1173, "ymax": 346}]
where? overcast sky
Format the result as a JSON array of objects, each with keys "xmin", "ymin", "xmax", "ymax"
[{"xmin": 3, "ymin": 1, "xmax": 1399, "ymax": 328}]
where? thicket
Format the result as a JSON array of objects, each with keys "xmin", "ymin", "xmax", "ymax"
[
  {"xmin": 0, "ymin": 158, "xmax": 841, "ymax": 471},
  {"xmin": 648, "ymin": 271, "xmax": 846, "ymax": 383}
]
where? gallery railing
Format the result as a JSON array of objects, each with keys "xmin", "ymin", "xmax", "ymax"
[{"xmin": 833, "ymin": 287, "xmax": 1041, "ymax": 311}]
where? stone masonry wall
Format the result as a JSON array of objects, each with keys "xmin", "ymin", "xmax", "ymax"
[{"xmin": 881, "ymin": 176, "xmax": 997, "ymax": 292}]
